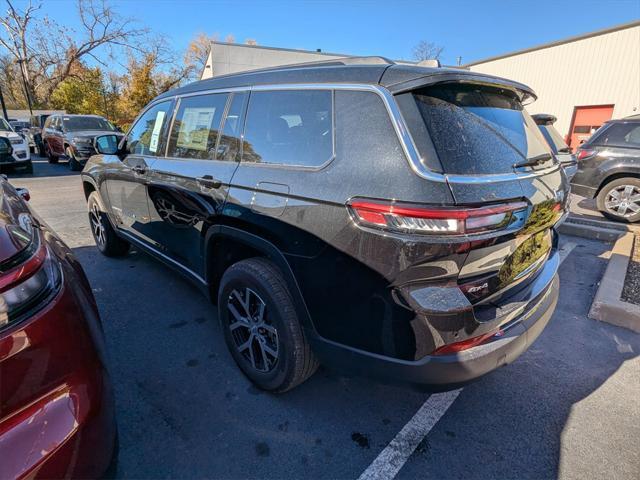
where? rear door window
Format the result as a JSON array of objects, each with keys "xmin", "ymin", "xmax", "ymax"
[
  {"xmin": 589, "ymin": 122, "xmax": 640, "ymax": 148},
  {"xmin": 216, "ymin": 92, "xmax": 248, "ymax": 162},
  {"xmin": 242, "ymin": 90, "xmax": 333, "ymax": 167},
  {"xmin": 406, "ymin": 83, "xmax": 552, "ymax": 174}
]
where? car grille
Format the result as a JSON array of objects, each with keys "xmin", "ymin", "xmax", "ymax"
[
  {"xmin": 15, "ymin": 151, "xmax": 27, "ymax": 159},
  {"xmin": 10, "ymin": 138, "xmax": 23, "ymax": 145}
]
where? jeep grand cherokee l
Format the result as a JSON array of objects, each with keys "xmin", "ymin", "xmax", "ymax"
[
  {"xmin": 43, "ymin": 114, "xmax": 122, "ymax": 171},
  {"xmin": 81, "ymin": 58, "xmax": 568, "ymax": 392}
]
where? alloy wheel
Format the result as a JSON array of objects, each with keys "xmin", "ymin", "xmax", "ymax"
[
  {"xmin": 227, "ymin": 287, "xmax": 279, "ymax": 372},
  {"xmin": 604, "ymin": 184, "xmax": 640, "ymax": 218},
  {"xmin": 89, "ymin": 203, "xmax": 106, "ymax": 248}
]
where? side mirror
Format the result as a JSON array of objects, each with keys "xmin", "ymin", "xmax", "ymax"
[{"xmin": 94, "ymin": 134, "xmax": 121, "ymax": 155}]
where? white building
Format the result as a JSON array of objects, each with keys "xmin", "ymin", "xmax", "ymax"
[
  {"xmin": 466, "ymin": 21, "xmax": 640, "ymax": 149},
  {"xmin": 201, "ymin": 42, "xmax": 352, "ymax": 79}
]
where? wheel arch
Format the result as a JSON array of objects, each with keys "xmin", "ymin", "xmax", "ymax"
[
  {"xmin": 204, "ymin": 225, "xmax": 315, "ymax": 332},
  {"xmin": 596, "ymin": 170, "xmax": 640, "ymax": 197}
]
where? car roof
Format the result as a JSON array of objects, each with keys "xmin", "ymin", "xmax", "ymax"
[{"xmin": 155, "ymin": 59, "xmax": 537, "ymax": 103}]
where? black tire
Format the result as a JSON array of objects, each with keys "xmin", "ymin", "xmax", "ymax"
[
  {"xmin": 66, "ymin": 146, "xmax": 81, "ymax": 171},
  {"xmin": 596, "ymin": 177, "xmax": 640, "ymax": 223},
  {"xmin": 22, "ymin": 161, "xmax": 33, "ymax": 175},
  {"xmin": 87, "ymin": 192, "xmax": 129, "ymax": 257},
  {"xmin": 45, "ymin": 142, "xmax": 58, "ymax": 163},
  {"xmin": 218, "ymin": 258, "xmax": 318, "ymax": 393}
]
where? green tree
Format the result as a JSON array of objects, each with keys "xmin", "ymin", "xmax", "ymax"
[{"xmin": 50, "ymin": 66, "xmax": 109, "ymax": 116}]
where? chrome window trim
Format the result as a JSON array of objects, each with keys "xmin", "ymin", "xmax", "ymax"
[{"xmin": 160, "ymin": 83, "xmax": 560, "ymax": 184}]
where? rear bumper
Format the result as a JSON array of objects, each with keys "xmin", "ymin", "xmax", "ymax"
[
  {"xmin": 310, "ymin": 272, "xmax": 559, "ymax": 389},
  {"xmin": 0, "ymin": 250, "xmax": 116, "ymax": 479}
]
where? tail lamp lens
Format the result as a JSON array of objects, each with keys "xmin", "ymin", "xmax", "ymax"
[
  {"xmin": 348, "ymin": 200, "xmax": 527, "ymax": 235},
  {"xmin": 432, "ymin": 329, "xmax": 504, "ymax": 355},
  {"xmin": 576, "ymin": 149, "xmax": 596, "ymax": 161},
  {"xmin": 0, "ymin": 235, "xmax": 62, "ymax": 329}
]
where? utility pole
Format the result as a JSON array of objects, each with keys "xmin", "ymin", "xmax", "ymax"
[
  {"xmin": 0, "ymin": 84, "xmax": 8, "ymax": 120},
  {"xmin": 457, "ymin": 56, "xmax": 462, "ymax": 66},
  {"xmin": 17, "ymin": 59, "xmax": 33, "ymax": 115}
]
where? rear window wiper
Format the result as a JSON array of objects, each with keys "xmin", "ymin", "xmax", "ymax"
[{"xmin": 513, "ymin": 153, "xmax": 553, "ymax": 169}]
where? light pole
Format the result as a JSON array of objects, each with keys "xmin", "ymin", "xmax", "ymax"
[
  {"xmin": 16, "ymin": 58, "xmax": 33, "ymax": 115},
  {"xmin": 0, "ymin": 84, "xmax": 8, "ymax": 120}
]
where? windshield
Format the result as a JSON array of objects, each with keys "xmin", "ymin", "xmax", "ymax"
[
  {"xmin": 62, "ymin": 116, "xmax": 115, "ymax": 132},
  {"xmin": 0, "ymin": 118, "xmax": 13, "ymax": 132},
  {"xmin": 408, "ymin": 83, "xmax": 552, "ymax": 174},
  {"xmin": 538, "ymin": 124, "xmax": 570, "ymax": 154}
]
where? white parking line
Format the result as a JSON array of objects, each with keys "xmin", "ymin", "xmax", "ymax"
[
  {"xmin": 358, "ymin": 389, "xmax": 461, "ymax": 480},
  {"xmin": 358, "ymin": 241, "xmax": 577, "ymax": 480}
]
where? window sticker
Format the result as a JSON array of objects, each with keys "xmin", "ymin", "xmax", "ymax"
[
  {"xmin": 176, "ymin": 107, "xmax": 216, "ymax": 152},
  {"xmin": 149, "ymin": 110, "xmax": 166, "ymax": 153}
]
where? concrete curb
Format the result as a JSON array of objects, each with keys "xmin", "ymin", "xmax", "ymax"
[
  {"xmin": 558, "ymin": 221, "xmax": 621, "ymax": 243},
  {"xmin": 589, "ymin": 232, "xmax": 640, "ymax": 333}
]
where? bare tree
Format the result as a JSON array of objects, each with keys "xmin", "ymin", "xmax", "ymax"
[
  {"xmin": 184, "ymin": 32, "xmax": 218, "ymax": 80},
  {"xmin": 0, "ymin": 0, "xmax": 146, "ymax": 106},
  {"xmin": 224, "ymin": 34, "xmax": 235, "ymax": 43},
  {"xmin": 245, "ymin": 38, "xmax": 257, "ymax": 46},
  {"xmin": 412, "ymin": 40, "xmax": 444, "ymax": 61}
]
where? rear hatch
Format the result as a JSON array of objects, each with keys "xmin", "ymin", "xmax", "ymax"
[{"xmin": 397, "ymin": 81, "xmax": 569, "ymax": 313}]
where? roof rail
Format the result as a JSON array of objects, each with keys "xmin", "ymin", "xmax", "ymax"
[{"xmin": 265, "ymin": 56, "xmax": 396, "ymax": 71}]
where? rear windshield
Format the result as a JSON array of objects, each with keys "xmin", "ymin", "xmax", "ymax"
[
  {"xmin": 588, "ymin": 122, "xmax": 640, "ymax": 149},
  {"xmin": 538, "ymin": 124, "xmax": 570, "ymax": 154},
  {"xmin": 408, "ymin": 83, "xmax": 552, "ymax": 174},
  {"xmin": 62, "ymin": 116, "xmax": 115, "ymax": 132}
]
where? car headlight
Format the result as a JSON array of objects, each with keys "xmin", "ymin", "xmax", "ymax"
[
  {"xmin": 0, "ymin": 231, "xmax": 62, "ymax": 329},
  {"xmin": 73, "ymin": 137, "xmax": 93, "ymax": 145}
]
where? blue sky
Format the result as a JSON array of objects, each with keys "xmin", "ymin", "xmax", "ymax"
[{"xmin": 18, "ymin": 0, "xmax": 640, "ymax": 65}]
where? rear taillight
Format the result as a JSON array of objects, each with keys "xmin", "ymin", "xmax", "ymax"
[
  {"xmin": 0, "ymin": 232, "xmax": 62, "ymax": 329},
  {"xmin": 576, "ymin": 149, "xmax": 596, "ymax": 161},
  {"xmin": 432, "ymin": 329, "xmax": 504, "ymax": 355},
  {"xmin": 348, "ymin": 199, "xmax": 527, "ymax": 235}
]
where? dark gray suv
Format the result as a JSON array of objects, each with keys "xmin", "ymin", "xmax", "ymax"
[
  {"xmin": 81, "ymin": 58, "xmax": 568, "ymax": 392},
  {"xmin": 571, "ymin": 115, "xmax": 640, "ymax": 222}
]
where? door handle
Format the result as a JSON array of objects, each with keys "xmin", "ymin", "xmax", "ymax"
[
  {"xmin": 196, "ymin": 175, "xmax": 222, "ymax": 189},
  {"xmin": 131, "ymin": 165, "xmax": 146, "ymax": 175}
]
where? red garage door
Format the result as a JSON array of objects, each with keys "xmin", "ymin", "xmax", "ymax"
[{"xmin": 567, "ymin": 105, "xmax": 614, "ymax": 149}]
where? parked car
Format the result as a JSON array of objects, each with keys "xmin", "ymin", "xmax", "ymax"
[
  {"xmin": 27, "ymin": 114, "xmax": 50, "ymax": 156},
  {"xmin": 0, "ymin": 174, "xmax": 117, "ymax": 478},
  {"xmin": 532, "ymin": 113, "xmax": 577, "ymax": 180},
  {"xmin": 9, "ymin": 119, "xmax": 30, "ymax": 136},
  {"xmin": 0, "ymin": 117, "xmax": 32, "ymax": 174},
  {"xmin": 571, "ymin": 114, "xmax": 640, "ymax": 222},
  {"xmin": 82, "ymin": 59, "xmax": 568, "ymax": 392},
  {"xmin": 42, "ymin": 114, "xmax": 122, "ymax": 171}
]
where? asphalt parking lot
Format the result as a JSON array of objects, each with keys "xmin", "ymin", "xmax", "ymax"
[{"xmin": 8, "ymin": 157, "xmax": 640, "ymax": 479}]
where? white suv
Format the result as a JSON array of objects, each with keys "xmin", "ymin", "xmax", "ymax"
[{"xmin": 0, "ymin": 117, "xmax": 32, "ymax": 173}]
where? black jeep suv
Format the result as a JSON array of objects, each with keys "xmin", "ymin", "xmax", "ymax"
[
  {"xmin": 82, "ymin": 59, "xmax": 568, "ymax": 392},
  {"xmin": 571, "ymin": 115, "xmax": 640, "ymax": 222}
]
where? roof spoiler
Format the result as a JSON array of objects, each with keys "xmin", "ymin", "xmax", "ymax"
[
  {"xmin": 386, "ymin": 71, "xmax": 537, "ymax": 104},
  {"xmin": 531, "ymin": 113, "xmax": 557, "ymax": 125}
]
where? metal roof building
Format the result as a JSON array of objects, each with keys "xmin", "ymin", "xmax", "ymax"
[{"xmin": 466, "ymin": 21, "xmax": 640, "ymax": 149}]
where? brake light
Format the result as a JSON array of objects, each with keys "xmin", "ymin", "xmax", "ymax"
[
  {"xmin": 432, "ymin": 329, "xmax": 503, "ymax": 355},
  {"xmin": 348, "ymin": 200, "xmax": 527, "ymax": 235},
  {"xmin": 576, "ymin": 149, "xmax": 596, "ymax": 161},
  {"xmin": 0, "ymin": 232, "xmax": 62, "ymax": 329}
]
